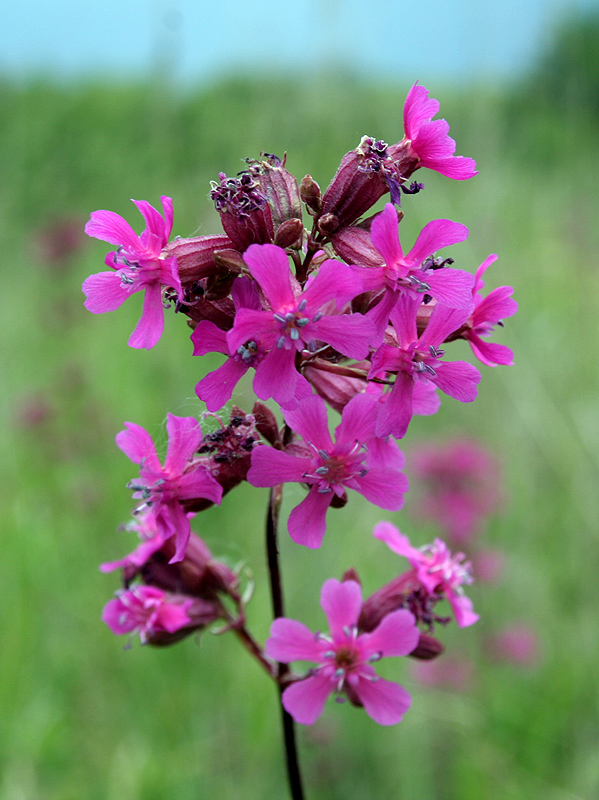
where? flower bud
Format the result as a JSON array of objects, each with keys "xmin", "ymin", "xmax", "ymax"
[
  {"xmin": 300, "ymin": 174, "xmax": 322, "ymax": 215},
  {"xmin": 409, "ymin": 633, "xmax": 445, "ymax": 660},
  {"xmin": 274, "ymin": 217, "xmax": 304, "ymax": 249},
  {"xmin": 162, "ymin": 234, "xmax": 234, "ymax": 284},
  {"xmin": 332, "ymin": 225, "xmax": 383, "ymax": 269},
  {"xmin": 358, "ymin": 572, "xmax": 418, "ymax": 633},
  {"xmin": 141, "ymin": 531, "xmax": 238, "ymax": 599},
  {"xmin": 303, "ymin": 360, "xmax": 368, "ymax": 413},
  {"xmin": 341, "ymin": 567, "xmax": 361, "ymax": 585}
]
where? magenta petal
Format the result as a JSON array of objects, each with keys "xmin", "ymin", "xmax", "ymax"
[
  {"xmin": 412, "ymin": 380, "xmax": 441, "ymax": 416},
  {"xmin": 116, "ymin": 422, "xmax": 160, "ymax": 470},
  {"xmin": 196, "ymin": 358, "xmax": 247, "ymax": 411},
  {"xmin": 132, "ymin": 199, "xmax": 168, "ymax": 245},
  {"xmin": 281, "ymin": 674, "xmax": 333, "ymax": 725},
  {"xmin": 388, "ymin": 292, "xmax": 420, "ymax": 347},
  {"xmin": 370, "ymin": 204, "xmax": 404, "ymax": 265},
  {"xmin": 164, "ymin": 414, "xmax": 203, "ymax": 474},
  {"xmin": 191, "ymin": 320, "xmax": 229, "ymax": 357},
  {"xmin": 474, "ymin": 286, "xmax": 518, "ymax": 323},
  {"xmin": 419, "ymin": 304, "xmax": 471, "ymax": 350},
  {"xmin": 334, "ymin": 392, "xmax": 378, "ymax": 444},
  {"xmin": 473, "ymin": 253, "xmax": 498, "ymax": 293},
  {"xmin": 254, "ymin": 346, "xmax": 298, "ymax": 405},
  {"xmin": 283, "ymin": 394, "xmax": 333, "ymax": 452},
  {"xmin": 301, "ymin": 259, "xmax": 363, "ymax": 310},
  {"xmin": 232, "ymin": 275, "xmax": 261, "ymax": 311},
  {"xmin": 265, "ymin": 618, "xmax": 324, "ymax": 663},
  {"xmin": 449, "ymin": 593, "xmax": 479, "ymax": 628},
  {"xmin": 85, "ymin": 209, "xmax": 140, "ymax": 249},
  {"xmin": 375, "ymin": 371, "xmax": 414, "ymax": 440},
  {"xmin": 128, "ymin": 283, "xmax": 164, "ymax": 349},
  {"xmin": 102, "ymin": 597, "xmax": 136, "ymax": 635},
  {"xmin": 468, "ymin": 335, "xmax": 514, "ymax": 367},
  {"xmin": 227, "ymin": 308, "xmax": 275, "ymax": 353},
  {"xmin": 425, "ymin": 155, "xmax": 478, "ymax": 180},
  {"xmin": 362, "ymin": 609, "xmax": 419, "ymax": 657},
  {"xmin": 288, "ymin": 488, "xmax": 332, "ymax": 549},
  {"xmin": 353, "ymin": 466, "xmax": 408, "ymax": 511},
  {"xmin": 314, "ymin": 314, "xmax": 375, "ymax": 360},
  {"xmin": 354, "ymin": 676, "xmax": 411, "ymax": 726},
  {"xmin": 176, "ymin": 468, "xmax": 223, "ymax": 504},
  {"xmin": 373, "ymin": 521, "xmax": 421, "ymax": 561},
  {"xmin": 403, "ymin": 84, "xmax": 440, "ymax": 138},
  {"xmin": 320, "ymin": 578, "xmax": 362, "ymax": 636},
  {"xmin": 83, "ymin": 271, "xmax": 135, "ymax": 313},
  {"xmin": 166, "ymin": 501, "xmax": 193, "ymax": 562},
  {"xmin": 243, "ymin": 243, "xmax": 296, "ymax": 309},
  {"xmin": 406, "ymin": 219, "xmax": 469, "ymax": 268},
  {"xmin": 157, "ymin": 602, "xmax": 191, "ymax": 633},
  {"xmin": 247, "ymin": 446, "xmax": 310, "ymax": 488},
  {"xmin": 431, "ymin": 361, "xmax": 480, "ymax": 402},
  {"xmin": 423, "ymin": 267, "xmax": 474, "ymax": 309}
]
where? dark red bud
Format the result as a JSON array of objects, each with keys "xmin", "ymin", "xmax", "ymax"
[
  {"xmin": 252, "ymin": 402, "xmax": 280, "ymax": 447},
  {"xmin": 274, "ymin": 218, "xmax": 304, "ymax": 249},
  {"xmin": 213, "ymin": 248, "xmax": 246, "ymax": 274},
  {"xmin": 316, "ymin": 212, "xmax": 340, "ymax": 237},
  {"xmin": 409, "ymin": 633, "xmax": 445, "ymax": 660}
]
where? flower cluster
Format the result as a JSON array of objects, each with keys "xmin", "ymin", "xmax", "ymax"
[{"xmin": 85, "ymin": 84, "xmax": 516, "ymax": 729}]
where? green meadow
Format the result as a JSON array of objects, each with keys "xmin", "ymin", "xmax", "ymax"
[{"xmin": 2, "ymin": 38, "xmax": 598, "ymax": 800}]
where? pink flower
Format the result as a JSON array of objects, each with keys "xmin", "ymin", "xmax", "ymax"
[
  {"xmin": 369, "ymin": 294, "xmax": 480, "ymax": 439},
  {"xmin": 411, "ymin": 439, "xmax": 504, "ymax": 543},
  {"xmin": 102, "ymin": 585, "xmax": 194, "ymax": 644},
  {"xmin": 226, "ymin": 244, "xmax": 375, "ymax": 407},
  {"xmin": 485, "ymin": 624, "xmax": 540, "ymax": 666},
  {"xmin": 193, "ymin": 277, "xmax": 312, "ymax": 411},
  {"xmin": 265, "ymin": 579, "xmax": 419, "ymax": 725},
  {"xmin": 373, "ymin": 522, "xmax": 479, "ymax": 627},
  {"xmin": 462, "ymin": 254, "xmax": 518, "ymax": 367},
  {"xmin": 402, "ymin": 84, "xmax": 477, "ymax": 180},
  {"xmin": 411, "ymin": 654, "xmax": 475, "ymax": 691},
  {"xmin": 116, "ymin": 414, "xmax": 222, "ymax": 563},
  {"xmin": 83, "ymin": 196, "xmax": 181, "ymax": 349},
  {"xmin": 359, "ymin": 203, "xmax": 473, "ymax": 337},
  {"xmin": 248, "ymin": 393, "xmax": 408, "ymax": 548}
]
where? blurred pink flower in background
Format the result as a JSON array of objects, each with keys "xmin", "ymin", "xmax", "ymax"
[
  {"xmin": 471, "ymin": 548, "xmax": 507, "ymax": 584},
  {"xmin": 485, "ymin": 624, "xmax": 540, "ymax": 666},
  {"xmin": 411, "ymin": 654, "xmax": 475, "ymax": 691},
  {"xmin": 410, "ymin": 438, "xmax": 504, "ymax": 544}
]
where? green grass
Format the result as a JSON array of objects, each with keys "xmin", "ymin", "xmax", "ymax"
[{"xmin": 1, "ymin": 72, "xmax": 598, "ymax": 799}]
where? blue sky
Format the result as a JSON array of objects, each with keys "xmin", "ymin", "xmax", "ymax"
[{"xmin": 3, "ymin": 0, "xmax": 597, "ymax": 85}]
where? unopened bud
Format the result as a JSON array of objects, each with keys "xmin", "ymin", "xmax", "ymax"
[
  {"xmin": 332, "ymin": 226, "xmax": 383, "ymax": 269},
  {"xmin": 409, "ymin": 633, "xmax": 445, "ymax": 660},
  {"xmin": 252, "ymin": 401, "xmax": 280, "ymax": 447},
  {"xmin": 252, "ymin": 155, "xmax": 303, "ymax": 228},
  {"xmin": 303, "ymin": 360, "xmax": 367, "ymax": 413},
  {"xmin": 213, "ymin": 248, "xmax": 246, "ymax": 274},
  {"xmin": 300, "ymin": 174, "xmax": 322, "ymax": 214},
  {"xmin": 162, "ymin": 234, "xmax": 234, "ymax": 284},
  {"xmin": 317, "ymin": 213, "xmax": 339, "ymax": 237},
  {"xmin": 274, "ymin": 218, "xmax": 304, "ymax": 249}
]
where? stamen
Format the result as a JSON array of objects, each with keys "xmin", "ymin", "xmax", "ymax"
[
  {"xmin": 289, "ymin": 328, "xmax": 300, "ymax": 341},
  {"xmin": 317, "ymin": 486, "xmax": 332, "ymax": 494},
  {"xmin": 276, "ymin": 336, "xmax": 286, "ymax": 349},
  {"xmin": 298, "ymin": 298, "xmax": 308, "ymax": 312},
  {"xmin": 296, "ymin": 317, "xmax": 309, "ymax": 327},
  {"xmin": 273, "ymin": 313, "xmax": 287, "ymax": 324},
  {"xmin": 315, "ymin": 466, "xmax": 329, "ymax": 475},
  {"xmin": 317, "ymin": 450, "xmax": 329, "ymax": 459}
]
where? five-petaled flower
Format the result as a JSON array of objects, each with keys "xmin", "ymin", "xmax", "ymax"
[
  {"xmin": 373, "ymin": 521, "xmax": 479, "ymax": 627},
  {"xmin": 248, "ymin": 393, "xmax": 408, "ymax": 548},
  {"xmin": 83, "ymin": 196, "xmax": 181, "ymax": 349},
  {"xmin": 117, "ymin": 413, "xmax": 222, "ymax": 563},
  {"xmin": 266, "ymin": 578, "xmax": 419, "ymax": 725}
]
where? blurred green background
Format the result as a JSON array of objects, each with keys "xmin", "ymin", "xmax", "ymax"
[{"xmin": 2, "ymin": 10, "xmax": 599, "ymax": 800}]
